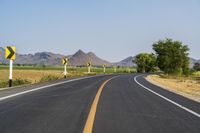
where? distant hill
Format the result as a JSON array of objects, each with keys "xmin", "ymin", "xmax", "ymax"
[
  {"xmin": 189, "ymin": 58, "xmax": 200, "ymax": 68},
  {"xmin": 0, "ymin": 47, "xmax": 6, "ymax": 64},
  {"xmin": 114, "ymin": 56, "xmax": 136, "ymax": 67},
  {"xmin": 0, "ymin": 47, "xmax": 66, "ymax": 65},
  {"xmin": 87, "ymin": 52, "xmax": 112, "ymax": 66},
  {"xmin": 115, "ymin": 56, "xmax": 200, "ymax": 68},
  {"xmin": 0, "ymin": 47, "xmax": 112, "ymax": 66},
  {"xmin": 15, "ymin": 52, "xmax": 65, "ymax": 66},
  {"xmin": 0, "ymin": 47, "xmax": 198, "ymax": 67},
  {"xmin": 69, "ymin": 50, "xmax": 112, "ymax": 66}
]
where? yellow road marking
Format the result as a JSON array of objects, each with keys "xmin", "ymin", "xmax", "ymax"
[{"xmin": 83, "ymin": 77, "xmax": 114, "ymax": 133}]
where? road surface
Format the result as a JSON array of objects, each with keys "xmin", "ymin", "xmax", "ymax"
[{"xmin": 0, "ymin": 74, "xmax": 199, "ymax": 133}]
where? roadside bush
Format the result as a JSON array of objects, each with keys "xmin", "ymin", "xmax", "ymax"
[
  {"xmin": 153, "ymin": 38, "xmax": 190, "ymax": 75},
  {"xmin": 193, "ymin": 63, "xmax": 200, "ymax": 71},
  {"xmin": 193, "ymin": 71, "xmax": 200, "ymax": 77},
  {"xmin": 40, "ymin": 75, "xmax": 60, "ymax": 82},
  {"xmin": 133, "ymin": 53, "xmax": 157, "ymax": 73},
  {"xmin": 0, "ymin": 81, "xmax": 8, "ymax": 88},
  {"xmin": 12, "ymin": 78, "xmax": 31, "ymax": 86},
  {"xmin": 0, "ymin": 78, "xmax": 31, "ymax": 88}
]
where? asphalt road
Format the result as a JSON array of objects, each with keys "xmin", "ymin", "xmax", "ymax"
[{"xmin": 0, "ymin": 74, "xmax": 199, "ymax": 133}]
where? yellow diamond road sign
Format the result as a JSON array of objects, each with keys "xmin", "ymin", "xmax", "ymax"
[
  {"xmin": 5, "ymin": 46, "xmax": 16, "ymax": 60},
  {"xmin": 62, "ymin": 58, "xmax": 68, "ymax": 65}
]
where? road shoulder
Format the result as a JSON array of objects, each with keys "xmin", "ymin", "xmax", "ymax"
[
  {"xmin": 0, "ymin": 74, "xmax": 108, "ymax": 101},
  {"xmin": 146, "ymin": 74, "xmax": 200, "ymax": 103}
]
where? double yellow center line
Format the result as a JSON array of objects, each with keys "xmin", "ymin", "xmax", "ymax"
[{"xmin": 83, "ymin": 77, "xmax": 115, "ymax": 133}]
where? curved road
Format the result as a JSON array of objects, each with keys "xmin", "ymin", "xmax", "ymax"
[{"xmin": 0, "ymin": 74, "xmax": 199, "ymax": 133}]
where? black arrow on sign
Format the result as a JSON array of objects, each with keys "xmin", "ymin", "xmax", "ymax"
[
  {"xmin": 63, "ymin": 59, "xmax": 67, "ymax": 65},
  {"xmin": 7, "ymin": 47, "xmax": 15, "ymax": 59}
]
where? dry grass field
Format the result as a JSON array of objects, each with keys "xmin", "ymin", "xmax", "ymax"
[
  {"xmin": 0, "ymin": 66, "xmax": 136, "ymax": 88},
  {"xmin": 0, "ymin": 69, "xmax": 87, "ymax": 88},
  {"xmin": 0, "ymin": 69, "xmax": 89, "ymax": 83},
  {"xmin": 146, "ymin": 74, "xmax": 200, "ymax": 102},
  {"xmin": 0, "ymin": 70, "xmax": 63, "ymax": 83}
]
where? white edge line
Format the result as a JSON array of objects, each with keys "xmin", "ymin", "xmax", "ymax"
[
  {"xmin": 0, "ymin": 75, "xmax": 104, "ymax": 101},
  {"xmin": 134, "ymin": 75, "xmax": 200, "ymax": 118}
]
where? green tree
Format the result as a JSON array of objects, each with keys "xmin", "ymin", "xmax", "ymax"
[
  {"xmin": 152, "ymin": 38, "xmax": 190, "ymax": 75},
  {"xmin": 193, "ymin": 63, "xmax": 200, "ymax": 71},
  {"xmin": 133, "ymin": 53, "xmax": 157, "ymax": 73}
]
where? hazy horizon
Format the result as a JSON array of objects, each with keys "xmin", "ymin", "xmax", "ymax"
[{"xmin": 1, "ymin": 0, "xmax": 200, "ymax": 62}]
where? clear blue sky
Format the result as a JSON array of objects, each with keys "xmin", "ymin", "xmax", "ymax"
[{"xmin": 1, "ymin": 0, "xmax": 200, "ymax": 61}]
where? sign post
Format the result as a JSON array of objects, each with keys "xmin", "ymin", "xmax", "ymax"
[
  {"xmin": 87, "ymin": 62, "xmax": 91, "ymax": 73},
  {"xmin": 103, "ymin": 64, "xmax": 106, "ymax": 73},
  {"xmin": 5, "ymin": 46, "xmax": 16, "ymax": 87},
  {"xmin": 62, "ymin": 58, "xmax": 68, "ymax": 78},
  {"xmin": 64, "ymin": 64, "xmax": 67, "ymax": 78},
  {"xmin": 9, "ymin": 60, "xmax": 13, "ymax": 87},
  {"xmin": 113, "ymin": 66, "xmax": 117, "ymax": 73}
]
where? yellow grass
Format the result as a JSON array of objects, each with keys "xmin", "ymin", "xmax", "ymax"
[
  {"xmin": 0, "ymin": 70, "xmax": 64, "ymax": 83},
  {"xmin": 0, "ymin": 69, "xmax": 92, "ymax": 84},
  {"xmin": 146, "ymin": 75, "xmax": 200, "ymax": 102}
]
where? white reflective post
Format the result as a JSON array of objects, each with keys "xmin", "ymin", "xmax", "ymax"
[
  {"xmin": 88, "ymin": 66, "xmax": 91, "ymax": 73},
  {"xmin": 114, "ymin": 67, "xmax": 116, "ymax": 73},
  {"xmin": 64, "ymin": 64, "xmax": 67, "ymax": 78},
  {"xmin": 9, "ymin": 60, "xmax": 13, "ymax": 87}
]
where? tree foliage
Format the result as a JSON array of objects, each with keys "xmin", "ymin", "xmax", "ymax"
[
  {"xmin": 133, "ymin": 53, "xmax": 157, "ymax": 73},
  {"xmin": 193, "ymin": 63, "xmax": 200, "ymax": 71},
  {"xmin": 152, "ymin": 38, "xmax": 190, "ymax": 75}
]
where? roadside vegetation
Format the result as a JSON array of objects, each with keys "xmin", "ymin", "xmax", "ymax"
[
  {"xmin": 0, "ymin": 78, "xmax": 31, "ymax": 88},
  {"xmin": 193, "ymin": 63, "xmax": 200, "ymax": 71},
  {"xmin": 133, "ymin": 38, "xmax": 200, "ymax": 102},
  {"xmin": 134, "ymin": 38, "xmax": 190, "ymax": 75},
  {"xmin": 147, "ymin": 74, "xmax": 200, "ymax": 102},
  {"xmin": 0, "ymin": 66, "xmax": 136, "ymax": 88},
  {"xmin": 133, "ymin": 53, "xmax": 157, "ymax": 73}
]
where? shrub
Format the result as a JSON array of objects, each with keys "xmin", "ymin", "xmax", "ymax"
[
  {"xmin": 40, "ymin": 75, "xmax": 60, "ymax": 82},
  {"xmin": 0, "ymin": 78, "xmax": 31, "ymax": 88},
  {"xmin": 12, "ymin": 78, "xmax": 31, "ymax": 86}
]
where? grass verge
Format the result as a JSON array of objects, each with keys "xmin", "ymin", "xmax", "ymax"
[
  {"xmin": 0, "ymin": 66, "xmax": 136, "ymax": 89},
  {"xmin": 146, "ymin": 74, "xmax": 200, "ymax": 102},
  {"xmin": 0, "ymin": 78, "xmax": 31, "ymax": 88}
]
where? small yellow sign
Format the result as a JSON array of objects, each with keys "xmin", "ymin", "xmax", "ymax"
[
  {"xmin": 87, "ymin": 62, "xmax": 91, "ymax": 67},
  {"xmin": 62, "ymin": 58, "xmax": 68, "ymax": 65},
  {"xmin": 5, "ymin": 46, "xmax": 16, "ymax": 60}
]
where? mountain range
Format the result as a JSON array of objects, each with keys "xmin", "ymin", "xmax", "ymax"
[
  {"xmin": 0, "ymin": 47, "xmax": 134, "ymax": 67},
  {"xmin": 0, "ymin": 47, "xmax": 199, "ymax": 67}
]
